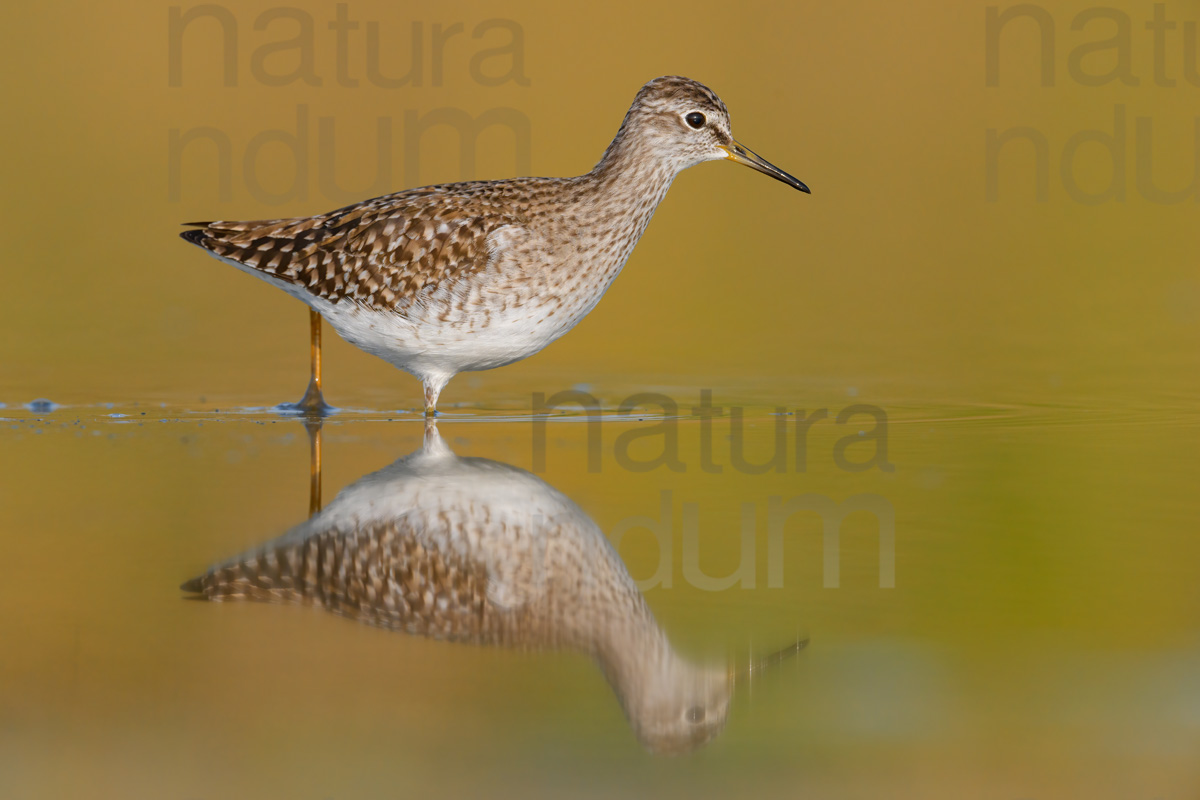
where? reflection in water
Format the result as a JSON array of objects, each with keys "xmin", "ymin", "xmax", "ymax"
[{"xmin": 183, "ymin": 422, "xmax": 802, "ymax": 754}]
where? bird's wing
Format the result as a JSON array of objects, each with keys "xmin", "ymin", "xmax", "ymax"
[
  {"xmin": 180, "ymin": 186, "xmax": 530, "ymax": 312},
  {"xmin": 181, "ymin": 519, "xmax": 498, "ymax": 640}
]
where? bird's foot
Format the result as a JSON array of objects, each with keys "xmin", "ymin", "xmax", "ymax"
[{"xmin": 280, "ymin": 378, "xmax": 334, "ymax": 418}]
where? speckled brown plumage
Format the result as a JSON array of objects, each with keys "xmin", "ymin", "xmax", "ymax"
[
  {"xmin": 182, "ymin": 519, "xmax": 501, "ymax": 640},
  {"xmin": 182, "ymin": 183, "xmax": 559, "ymax": 313},
  {"xmin": 180, "ymin": 76, "xmax": 807, "ymax": 412}
]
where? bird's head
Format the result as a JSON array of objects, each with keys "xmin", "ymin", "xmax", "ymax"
[
  {"xmin": 621, "ymin": 75, "xmax": 809, "ymax": 193},
  {"xmin": 613, "ymin": 634, "xmax": 810, "ymax": 755},
  {"xmin": 621, "ymin": 657, "xmax": 733, "ymax": 756}
]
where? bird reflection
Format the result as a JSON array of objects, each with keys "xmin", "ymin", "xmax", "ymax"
[{"xmin": 183, "ymin": 420, "xmax": 802, "ymax": 754}]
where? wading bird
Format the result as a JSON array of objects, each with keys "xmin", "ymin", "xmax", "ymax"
[{"xmin": 181, "ymin": 76, "xmax": 808, "ymax": 415}]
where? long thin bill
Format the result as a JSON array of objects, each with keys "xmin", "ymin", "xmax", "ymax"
[{"xmin": 723, "ymin": 140, "xmax": 810, "ymax": 193}]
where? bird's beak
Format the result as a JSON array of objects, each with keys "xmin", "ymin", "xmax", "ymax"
[
  {"xmin": 728, "ymin": 636, "xmax": 810, "ymax": 686},
  {"xmin": 719, "ymin": 140, "xmax": 810, "ymax": 194}
]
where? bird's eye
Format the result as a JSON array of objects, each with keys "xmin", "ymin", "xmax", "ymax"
[
  {"xmin": 685, "ymin": 112, "xmax": 705, "ymax": 129},
  {"xmin": 685, "ymin": 706, "xmax": 706, "ymax": 723}
]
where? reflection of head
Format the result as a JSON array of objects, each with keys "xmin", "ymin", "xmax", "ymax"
[
  {"xmin": 617, "ymin": 654, "xmax": 732, "ymax": 756},
  {"xmin": 607, "ymin": 634, "xmax": 810, "ymax": 755}
]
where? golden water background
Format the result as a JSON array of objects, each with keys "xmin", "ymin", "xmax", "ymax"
[{"xmin": 2, "ymin": 0, "xmax": 1199, "ymax": 797}]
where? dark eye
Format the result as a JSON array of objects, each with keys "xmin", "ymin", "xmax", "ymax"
[
  {"xmin": 685, "ymin": 706, "xmax": 706, "ymax": 723},
  {"xmin": 685, "ymin": 112, "xmax": 705, "ymax": 129}
]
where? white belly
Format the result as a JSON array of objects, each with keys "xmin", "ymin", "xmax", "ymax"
[
  {"xmin": 215, "ymin": 244, "xmax": 616, "ymax": 387},
  {"xmin": 316, "ymin": 293, "xmax": 570, "ymax": 381}
]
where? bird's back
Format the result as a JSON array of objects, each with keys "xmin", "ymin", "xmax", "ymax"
[{"xmin": 180, "ymin": 177, "xmax": 571, "ymax": 313}]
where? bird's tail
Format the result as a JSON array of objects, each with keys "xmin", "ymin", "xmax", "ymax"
[{"xmin": 179, "ymin": 546, "xmax": 310, "ymax": 604}]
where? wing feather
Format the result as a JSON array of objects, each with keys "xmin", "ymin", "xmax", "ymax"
[{"xmin": 181, "ymin": 186, "xmax": 529, "ymax": 312}]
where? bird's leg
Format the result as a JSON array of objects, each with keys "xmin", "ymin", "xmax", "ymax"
[
  {"xmin": 422, "ymin": 376, "xmax": 449, "ymax": 417},
  {"xmin": 422, "ymin": 416, "xmax": 440, "ymax": 449},
  {"xmin": 295, "ymin": 308, "xmax": 330, "ymax": 415},
  {"xmin": 304, "ymin": 418, "xmax": 323, "ymax": 516},
  {"xmin": 419, "ymin": 416, "xmax": 454, "ymax": 458},
  {"xmin": 423, "ymin": 381, "xmax": 440, "ymax": 417}
]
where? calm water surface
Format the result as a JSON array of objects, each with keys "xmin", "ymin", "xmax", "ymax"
[{"xmin": 1, "ymin": 385, "xmax": 1198, "ymax": 798}]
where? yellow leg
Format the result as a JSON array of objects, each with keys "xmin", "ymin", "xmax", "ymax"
[
  {"xmin": 294, "ymin": 308, "xmax": 330, "ymax": 415},
  {"xmin": 310, "ymin": 307, "xmax": 322, "ymax": 396},
  {"xmin": 306, "ymin": 419, "xmax": 323, "ymax": 516}
]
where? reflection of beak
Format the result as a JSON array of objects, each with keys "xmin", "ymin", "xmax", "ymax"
[
  {"xmin": 728, "ymin": 636, "xmax": 810, "ymax": 686},
  {"xmin": 719, "ymin": 141, "xmax": 810, "ymax": 193}
]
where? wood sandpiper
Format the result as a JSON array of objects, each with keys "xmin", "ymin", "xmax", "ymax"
[
  {"xmin": 182, "ymin": 420, "xmax": 806, "ymax": 753},
  {"xmin": 181, "ymin": 76, "xmax": 809, "ymax": 415}
]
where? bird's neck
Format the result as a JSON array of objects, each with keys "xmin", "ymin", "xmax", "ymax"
[
  {"xmin": 595, "ymin": 613, "xmax": 675, "ymax": 691},
  {"xmin": 586, "ymin": 128, "xmax": 678, "ymax": 207},
  {"xmin": 552, "ymin": 130, "xmax": 676, "ymax": 273}
]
